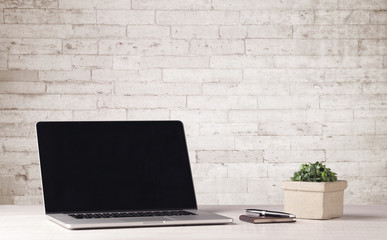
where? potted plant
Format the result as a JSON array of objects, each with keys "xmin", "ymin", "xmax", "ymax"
[{"xmin": 281, "ymin": 162, "xmax": 347, "ymax": 219}]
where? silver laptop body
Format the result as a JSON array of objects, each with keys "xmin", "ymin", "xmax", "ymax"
[{"xmin": 36, "ymin": 121, "xmax": 232, "ymax": 230}]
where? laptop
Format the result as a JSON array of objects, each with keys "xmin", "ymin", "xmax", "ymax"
[{"xmin": 36, "ymin": 121, "xmax": 232, "ymax": 229}]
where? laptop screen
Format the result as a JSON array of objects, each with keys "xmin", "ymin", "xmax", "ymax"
[{"xmin": 37, "ymin": 121, "xmax": 197, "ymax": 213}]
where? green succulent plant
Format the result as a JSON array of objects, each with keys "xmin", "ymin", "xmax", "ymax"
[{"xmin": 291, "ymin": 161, "xmax": 337, "ymax": 182}]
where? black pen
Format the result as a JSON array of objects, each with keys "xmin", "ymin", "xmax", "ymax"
[{"xmin": 245, "ymin": 209, "xmax": 296, "ymax": 218}]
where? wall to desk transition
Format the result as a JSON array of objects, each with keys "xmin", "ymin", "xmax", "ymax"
[{"xmin": 0, "ymin": 0, "xmax": 386, "ymax": 205}]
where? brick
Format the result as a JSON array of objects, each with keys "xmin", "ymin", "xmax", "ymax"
[
  {"xmin": 363, "ymin": 82, "xmax": 387, "ymax": 94},
  {"xmin": 190, "ymin": 39, "xmax": 244, "ymax": 55},
  {"xmin": 324, "ymin": 69, "xmax": 387, "ymax": 82},
  {"xmin": 275, "ymin": 56, "xmax": 383, "ymax": 68},
  {"xmin": 8, "ymin": 55, "xmax": 72, "ymax": 70},
  {"xmin": 97, "ymin": 10, "xmax": 154, "ymax": 24},
  {"xmin": 0, "ymin": 70, "xmax": 38, "ymax": 81},
  {"xmin": 127, "ymin": 109, "xmax": 170, "ymax": 120},
  {"xmin": 291, "ymin": 136, "xmax": 387, "ymax": 150},
  {"xmin": 115, "ymin": 82, "xmax": 201, "ymax": 95},
  {"xmin": 326, "ymin": 150, "xmax": 387, "ymax": 162},
  {"xmin": 39, "ymin": 70, "xmax": 90, "ymax": 81},
  {"xmin": 63, "ymin": 39, "xmax": 98, "ymax": 54},
  {"xmin": 259, "ymin": 122, "xmax": 322, "ymax": 136},
  {"xmin": 172, "ymin": 26, "xmax": 219, "ymax": 39},
  {"xmin": 92, "ymin": 69, "xmax": 161, "ymax": 82},
  {"xmin": 3, "ymin": 0, "xmax": 34, "ymax": 8},
  {"xmin": 294, "ymin": 25, "xmax": 387, "ymax": 39},
  {"xmin": 315, "ymin": 10, "xmax": 370, "ymax": 24},
  {"xmin": 246, "ymin": 39, "xmax": 358, "ymax": 56},
  {"xmin": 73, "ymin": 109, "xmax": 126, "ymax": 120},
  {"xmin": 235, "ymin": 136, "xmax": 290, "ymax": 150},
  {"xmin": 0, "ymin": 137, "xmax": 38, "ymax": 152},
  {"xmin": 156, "ymin": 11, "xmax": 239, "ymax": 25},
  {"xmin": 187, "ymin": 96, "xmax": 257, "ymax": 109},
  {"xmin": 228, "ymin": 163, "xmax": 267, "ymax": 178},
  {"xmin": 199, "ymin": 123, "xmax": 258, "ymax": 136},
  {"xmin": 14, "ymin": 195, "xmax": 43, "ymax": 205},
  {"xmin": 97, "ymin": 96, "xmax": 186, "ymax": 109},
  {"xmin": 358, "ymin": 162, "xmax": 387, "ymax": 177},
  {"xmin": 291, "ymin": 83, "xmax": 363, "ymax": 95},
  {"xmin": 0, "ymin": 9, "xmax": 3, "ymax": 24},
  {"xmin": 0, "ymin": 152, "xmax": 38, "ymax": 169},
  {"xmin": 258, "ymin": 95, "xmax": 318, "ymax": 109},
  {"xmin": 35, "ymin": 0, "xmax": 58, "ymax": 8},
  {"xmin": 4, "ymin": 9, "xmax": 96, "ymax": 24},
  {"xmin": 0, "ymin": 110, "xmax": 72, "ymax": 123},
  {"xmin": 371, "ymin": 10, "xmax": 387, "ymax": 24},
  {"xmin": 0, "ymin": 175, "xmax": 28, "ymax": 197},
  {"xmin": 202, "ymin": 83, "xmax": 289, "ymax": 95},
  {"xmin": 170, "ymin": 110, "xmax": 228, "ymax": 122},
  {"xmin": 338, "ymin": 0, "xmax": 387, "ymax": 10},
  {"xmin": 181, "ymin": 123, "xmax": 199, "ymax": 137},
  {"xmin": 191, "ymin": 163, "xmax": 227, "ymax": 178},
  {"xmin": 0, "ymin": 24, "xmax": 73, "ymax": 38},
  {"xmin": 0, "ymin": 38, "xmax": 62, "ymax": 54},
  {"xmin": 132, "ymin": 0, "xmax": 210, "ymax": 10},
  {"xmin": 264, "ymin": 150, "xmax": 325, "ymax": 163},
  {"xmin": 212, "ymin": 0, "xmax": 337, "ymax": 10},
  {"xmin": 113, "ymin": 56, "xmax": 141, "ymax": 69},
  {"xmin": 58, "ymin": 0, "xmax": 131, "ymax": 9},
  {"xmin": 194, "ymin": 178, "xmax": 247, "ymax": 193},
  {"xmin": 23, "ymin": 164, "xmax": 40, "ymax": 180},
  {"xmin": 376, "ymin": 120, "xmax": 387, "ymax": 134},
  {"xmin": 268, "ymin": 163, "xmax": 303, "ymax": 178},
  {"xmin": 141, "ymin": 56, "xmax": 209, "ymax": 68},
  {"xmin": 46, "ymin": 82, "xmax": 113, "ymax": 94},
  {"xmin": 197, "ymin": 150, "xmax": 263, "ymax": 163},
  {"xmin": 73, "ymin": 25, "xmax": 126, "ymax": 38},
  {"xmin": 186, "ymin": 136, "xmax": 234, "ymax": 150},
  {"xmin": 0, "ymin": 82, "xmax": 46, "ymax": 94},
  {"xmin": 210, "ymin": 56, "xmax": 273, "ymax": 68},
  {"xmin": 0, "ymin": 51, "xmax": 7, "ymax": 70},
  {"xmin": 219, "ymin": 26, "xmax": 247, "ymax": 39},
  {"xmin": 99, "ymin": 39, "xmax": 189, "ymax": 55},
  {"xmin": 195, "ymin": 193, "xmax": 217, "ymax": 205},
  {"xmin": 244, "ymin": 69, "xmax": 325, "ymax": 83},
  {"xmin": 247, "ymin": 25, "xmax": 292, "ymax": 38},
  {"xmin": 72, "ymin": 55, "xmax": 112, "ymax": 68},
  {"xmin": 355, "ymin": 109, "xmax": 387, "ymax": 119},
  {"xmin": 241, "ymin": 10, "xmax": 313, "ymax": 25},
  {"xmin": 320, "ymin": 95, "xmax": 387, "ymax": 109},
  {"xmin": 163, "ymin": 69, "xmax": 242, "ymax": 83},
  {"xmin": 0, "ymin": 123, "xmax": 32, "ymax": 137},
  {"xmin": 127, "ymin": 26, "xmax": 170, "ymax": 38},
  {"xmin": 229, "ymin": 109, "xmax": 354, "ymax": 123},
  {"xmin": 0, "ymin": 94, "xmax": 96, "ymax": 110},
  {"xmin": 359, "ymin": 40, "xmax": 387, "ymax": 55},
  {"xmin": 217, "ymin": 192, "xmax": 269, "ymax": 205},
  {"xmin": 240, "ymin": 11, "xmax": 270, "ymax": 24},
  {"xmin": 323, "ymin": 121, "xmax": 375, "ymax": 136}
]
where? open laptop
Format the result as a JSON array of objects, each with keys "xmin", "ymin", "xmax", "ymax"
[{"xmin": 36, "ymin": 121, "xmax": 232, "ymax": 229}]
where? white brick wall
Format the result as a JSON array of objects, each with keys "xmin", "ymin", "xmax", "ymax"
[{"xmin": 0, "ymin": 0, "xmax": 386, "ymax": 205}]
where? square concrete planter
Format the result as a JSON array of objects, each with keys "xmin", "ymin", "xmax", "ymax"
[{"xmin": 281, "ymin": 180, "xmax": 347, "ymax": 220}]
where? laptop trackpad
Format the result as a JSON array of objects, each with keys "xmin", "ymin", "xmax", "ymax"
[{"xmin": 123, "ymin": 217, "xmax": 166, "ymax": 222}]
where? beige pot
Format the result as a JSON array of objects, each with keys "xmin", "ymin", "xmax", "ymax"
[{"xmin": 281, "ymin": 180, "xmax": 347, "ymax": 220}]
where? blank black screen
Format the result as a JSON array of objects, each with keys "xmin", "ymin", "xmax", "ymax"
[{"xmin": 37, "ymin": 121, "xmax": 197, "ymax": 213}]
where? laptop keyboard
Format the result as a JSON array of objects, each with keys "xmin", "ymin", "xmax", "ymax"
[{"xmin": 69, "ymin": 210, "xmax": 196, "ymax": 219}]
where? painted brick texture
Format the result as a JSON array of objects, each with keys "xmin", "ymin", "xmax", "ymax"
[{"xmin": 0, "ymin": 0, "xmax": 386, "ymax": 205}]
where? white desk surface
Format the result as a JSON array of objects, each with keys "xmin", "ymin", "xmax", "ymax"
[{"xmin": 1, "ymin": 205, "xmax": 386, "ymax": 240}]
